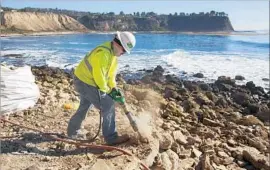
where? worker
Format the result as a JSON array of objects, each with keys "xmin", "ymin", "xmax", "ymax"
[{"xmin": 67, "ymin": 31, "xmax": 136, "ymax": 146}]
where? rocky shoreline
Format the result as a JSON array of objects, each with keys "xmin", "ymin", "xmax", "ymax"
[{"xmin": 0, "ymin": 65, "xmax": 269, "ymax": 170}]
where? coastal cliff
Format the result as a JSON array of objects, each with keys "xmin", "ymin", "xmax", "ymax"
[
  {"xmin": 1, "ymin": 10, "xmax": 234, "ymax": 33},
  {"xmin": 77, "ymin": 14, "xmax": 234, "ymax": 32},
  {"xmin": 0, "ymin": 12, "xmax": 87, "ymax": 33}
]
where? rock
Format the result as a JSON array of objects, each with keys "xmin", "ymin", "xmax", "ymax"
[
  {"xmin": 256, "ymin": 105, "xmax": 270, "ymax": 122},
  {"xmin": 42, "ymin": 156, "xmax": 51, "ymax": 162},
  {"xmin": 201, "ymin": 154, "xmax": 214, "ymax": 170},
  {"xmin": 194, "ymin": 93, "xmax": 212, "ymax": 106},
  {"xmin": 159, "ymin": 133, "xmax": 173, "ymax": 150},
  {"xmin": 246, "ymin": 81, "xmax": 256, "ymax": 90},
  {"xmin": 217, "ymin": 83, "xmax": 233, "ymax": 91},
  {"xmin": 90, "ymin": 159, "xmax": 113, "ymax": 170},
  {"xmin": 243, "ymin": 146, "xmax": 270, "ymax": 170},
  {"xmin": 203, "ymin": 118, "xmax": 224, "ymax": 127},
  {"xmin": 183, "ymin": 81, "xmax": 200, "ymax": 91},
  {"xmin": 254, "ymin": 86, "xmax": 266, "ymax": 96},
  {"xmin": 160, "ymin": 152, "xmax": 172, "ymax": 170},
  {"xmin": 177, "ymin": 88, "xmax": 188, "ymax": 95},
  {"xmin": 165, "ymin": 101, "xmax": 185, "ymax": 117},
  {"xmin": 205, "ymin": 91, "xmax": 218, "ymax": 102},
  {"xmin": 153, "ymin": 65, "xmax": 165, "ymax": 75},
  {"xmin": 61, "ymin": 79, "xmax": 69, "ymax": 85},
  {"xmin": 237, "ymin": 160, "xmax": 248, "ymax": 167},
  {"xmin": 165, "ymin": 75, "xmax": 182, "ymax": 86},
  {"xmin": 192, "ymin": 147, "xmax": 202, "ymax": 158},
  {"xmin": 235, "ymin": 75, "xmax": 245, "ymax": 80},
  {"xmin": 238, "ymin": 115, "xmax": 264, "ymax": 126},
  {"xmin": 42, "ymin": 81, "xmax": 51, "ymax": 87},
  {"xmin": 172, "ymin": 130, "xmax": 188, "ymax": 145},
  {"xmin": 178, "ymin": 146, "xmax": 192, "ymax": 159},
  {"xmin": 152, "ymin": 66, "xmax": 165, "ymax": 82},
  {"xmin": 219, "ymin": 157, "xmax": 234, "ymax": 166},
  {"xmin": 215, "ymin": 97, "xmax": 228, "ymax": 108},
  {"xmin": 141, "ymin": 75, "xmax": 153, "ymax": 84},
  {"xmin": 164, "ymin": 85, "xmax": 176, "ymax": 99},
  {"xmin": 171, "ymin": 142, "xmax": 181, "ymax": 155},
  {"xmin": 247, "ymin": 137, "xmax": 267, "ymax": 151},
  {"xmin": 222, "ymin": 111, "xmax": 242, "ymax": 123},
  {"xmin": 227, "ymin": 139, "xmax": 237, "ymax": 147},
  {"xmin": 182, "ymin": 99, "xmax": 200, "ymax": 112},
  {"xmin": 246, "ymin": 103, "xmax": 260, "ymax": 114},
  {"xmin": 199, "ymin": 83, "xmax": 212, "ymax": 91},
  {"xmin": 179, "ymin": 158, "xmax": 196, "ymax": 169},
  {"xmin": 227, "ymin": 163, "xmax": 246, "ymax": 170},
  {"xmin": 3, "ymin": 54, "xmax": 24, "ymax": 58},
  {"xmin": 166, "ymin": 149, "xmax": 180, "ymax": 170},
  {"xmin": 187, "ymin": 135, "xmax": 202, "ymax": 144},
  {"xmin": 232, "ymin": 92, "xmax": 251, "ymax": 106},
  {"xmin": 161, "ymin": 122, "xmax": 171, "ymax": 130},
  {"xmin": 217, "ymin": 151, "xmax": 229, "ymax": 158},
  {"xmin": 193, "ymin": 73, "xmax": 204, "ymax": 78},
  {"xmin": 215, "ymin": 76, "xmax": 236, "ymax": 86},
  {"xmin": 25, "ymin": 165, "xmax": 41, "ymax": 170},
  {"xmin": 212, "ymin": 163, "xmax": 228, "ymax": 170}
]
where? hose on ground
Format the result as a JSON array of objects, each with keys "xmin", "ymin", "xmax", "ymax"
[{"xmin": 0, "ymin": 117, "xmax": 150, "ymax": 170}]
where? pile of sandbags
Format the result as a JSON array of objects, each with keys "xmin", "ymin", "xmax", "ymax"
[{"xmin": 1, "ymin": 65, "xmax": 40, "ymax": 116}]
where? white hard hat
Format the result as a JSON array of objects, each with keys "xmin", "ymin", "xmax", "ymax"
[{"xmin": 116, "ymin": 31, "xmax": 136, "ymax": 54}]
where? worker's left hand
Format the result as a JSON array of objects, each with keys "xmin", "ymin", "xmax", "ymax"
[{"xmin": 109, "ymin": 88, "xmax": 125, "ymax": 104}]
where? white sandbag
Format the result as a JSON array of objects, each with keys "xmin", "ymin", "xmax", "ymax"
[{"xmin": 0, "ymin": 65, "xmax": 40, "ymax": 116}]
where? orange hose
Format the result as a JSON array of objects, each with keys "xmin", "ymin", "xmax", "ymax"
[{"xmin": 0, "ymin": 118, "xmax": 150, "ymax": 170}]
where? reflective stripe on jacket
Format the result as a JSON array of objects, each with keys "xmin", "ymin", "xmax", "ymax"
[{"xmin": 74, "ymin": 41, "xmax": 117, "ymax": 93}]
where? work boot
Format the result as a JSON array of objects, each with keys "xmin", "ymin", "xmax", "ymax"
[
  {"xmin": 106, "ymin": 134, "xmax": 130, "ymax": 146},
  {"xmin": 69, "ymin": 129, "xmax": 87, "ymax": 140}
]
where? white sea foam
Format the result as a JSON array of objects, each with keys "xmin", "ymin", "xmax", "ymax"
[{"xmin": 161, "ymin": 50, "xmax": 269, "ymax": 88}]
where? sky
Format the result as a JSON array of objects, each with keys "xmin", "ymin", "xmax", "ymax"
[{"xmin": 1, "ymin": 0, "xmax": 269, "ymax": 31}]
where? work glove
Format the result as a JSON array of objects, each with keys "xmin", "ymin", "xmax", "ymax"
[{"xmin": 109, "ymin": 88, "xmax": 125, "ymax": 104}]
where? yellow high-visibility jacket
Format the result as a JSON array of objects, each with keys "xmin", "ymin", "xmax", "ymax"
[{"xmin": 74, "ymin": 42, "xmax": 117, "ymax": 93}]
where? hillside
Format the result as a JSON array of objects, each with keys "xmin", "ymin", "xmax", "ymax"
[
  {"xmin": 0, "ymin": 12, "xmax": 88, "ymax": 33},
  {"xmin": 77, "ymin": 15, "xmax": 234, "ymax": 32},
  {"xmin": 0, "ymin": 9, "xmax": 234, "ymax": 33}
]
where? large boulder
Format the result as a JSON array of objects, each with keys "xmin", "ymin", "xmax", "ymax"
[
  {"xmin": 199, "ymin": 83, "xmax": 212, "ymax": 91},
  {"xmin": 182, "ymin": 98, "xmax": 200, "ymax": 112},
  {"xmin": 193, "ymin": 73, "xmax": 204, "ymax": 78},
  {"xmin": 172, "ymin": 130, "xmax": 188, "ymax": 145},
  {"xmin": 152, "ymin": 65, "xmax": 165, "ymax": 82},
  {"xmin": 232, "ymin": 92, "xmax": 252, "ymax": 106},
  {"xmin": 235, "ymin": 75, "xmax": 245, "ymax": 80},
  {"xmin": 243, "ymin": 147, "xmax": 270, "ymax": 170},
  {"xmin": 237, "ymin": 115, "xmax": 264, "ymax": 126},
  {"xmin": 256, "ymin": 104, "xmax": 270, "ymax": 123},
  {"xmin": 215, "ymin": 76, "xmax": 236, "ymax": 86},
  {"xmin": 159, "ymin": 132, "xmax": 174, "ymax": 150},
  {"xmin": 183, "ymin": 81, "xmax": 200, "ymax": 92}
]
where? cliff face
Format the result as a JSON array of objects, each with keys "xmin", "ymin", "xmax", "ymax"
[
  {"xmin": 0, "ymin": 11, "xmax": 234, "ymax": 33},
  {"xmin": 1, "ymin": 12, "xmax": 87, "ymax": 32},
  {"xmin": 77, "ymin": 15, "xmax": 234, "ymax": 32},
  {"xmin": 167, "ymin": 16, "xmax": 234, "ymax": 32}
]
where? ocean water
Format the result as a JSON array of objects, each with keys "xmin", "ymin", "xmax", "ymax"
[{"xmin": 1, "ymin": 32, "xmax": 269, "ymax": 89}]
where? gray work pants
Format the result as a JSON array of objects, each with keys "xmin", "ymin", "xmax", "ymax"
[{"xmin": 67, "ymin": 76, "xmax": 117, "ymax": 143}]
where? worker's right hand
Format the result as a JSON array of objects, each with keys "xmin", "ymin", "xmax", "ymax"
[{"xmin": 109, "ymin": 88, "xmax": 125, "ymax": 104}]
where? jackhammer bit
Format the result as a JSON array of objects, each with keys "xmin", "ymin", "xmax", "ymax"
[{"xmin": 121, "ymin": 103, "xmax": 149, "ymax": 143}]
